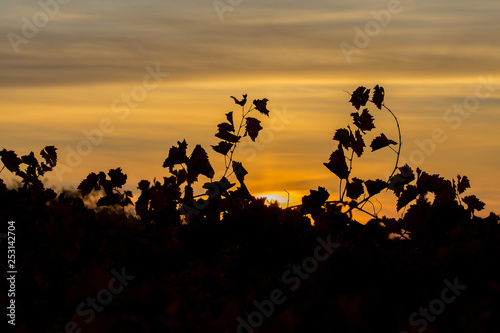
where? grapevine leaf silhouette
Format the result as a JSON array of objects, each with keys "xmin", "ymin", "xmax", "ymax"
[
  {"xmin": 349, "ymin": 86, "xmax": 370, "ymax": 110},
  {"xmin": 352, "ymin": 129, "xmax": 365, "ymax": 157},
  {"xmin": 389, "ymin": 164, "xmax": 415, "ymax": 196},
  {"xmin": 463, "ymin": 195, "xmax": 485, "ymax": 213},
  {"xmin": 346, "ymin": 177, "xmax": 364, "ymax": 200},
  {"xmin": 78, "ymin": 172, "xmax": 106, "ymax": 196},
  {"xmin": 163, "ymin": 140, "xmax": 189, "ymax": 171},
  {"xmin": 324, "ymin": 145, "xmax": 349, "ymax": 179},
  {"xmin": 232, "ymin": 161, "xmax": 248, "ymax": 184},
  {"xmin": 187, "ymin": 145, "xmax": 215, "ymax": 184},
  {"xmin": 212, "ymin": 141, "xmax": 233, "ymax": 155},
  {"xmin": 457, "ymin": 175, "xmax": 470, "ymax": 194},
  {"xmin": 40, "ymin": 146, "xmax": 58, "ymax": 167},
  {"xmin": 370, "ymin": 133, "xmax": 397, "ymax": 151},
  {"xmin": 253, "ymin": 98, "xmax": 270, "ymax": 116},
  {"xmin": 245, "ymin": 117, "xmax": 262, "ymax": 142},
  {"xmin": 108, "ymin": 167, "xmax": 127, "ymax": 189},
  {"xmin": 215, "ymin": 128, "xmax": 241, "ymax": 143},
  {"xmin": 372, "ymin": 85, "xmax": 385, "ymax": 110},
  {"xmin": 397, "ymin": 184, "xmax": 419, "ymax": 211},
  {"xmin": 226, "ymin": 111, "xmax": 234, "ymax": 127},
  {"xmin": 351, "ymin": 109, "xmax": 375, "ymax": 133},
  {"xmin": 230, "ymin": 94, "xmax": 247, "ymax": 106},
  {"xmin": 364, "ymin": 179, "xmax": 387, "ymax": 196},
  {"xmin": 217, "ymin": 122, "xmax": 235, "ymax": 133},
  {"xmin": 333, "ymin": 128, "xmax": 353, "ymax": 150},
  {"xmin": 0, "ymin": 149, "xmax": 22, "ymax": 172}
]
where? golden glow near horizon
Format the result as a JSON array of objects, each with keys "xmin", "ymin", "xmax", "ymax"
[{"xmin": 1, "ymin": 0, "xmax": 499, "ymax": 222}]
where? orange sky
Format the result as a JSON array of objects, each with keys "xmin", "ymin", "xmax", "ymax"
[{"xmin": 1, "ymin": 0, "xmax": 499, "ymax": 221}]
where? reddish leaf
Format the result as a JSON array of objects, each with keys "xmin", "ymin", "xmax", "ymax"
[
  {"xmin": 212, "ymin": 141, "xmax": 233, "ymax": 155},
  {"xmin": 457, "ymin": 175, "xmax": 470, "ymax": 194},
  {"xmin": 163, "ymin": 140, "xmax": 189, "ymax": 170},
  {"xmin": 232, "ymin": 161, "xmax": 248, "ymax": 183},
  {"xmin": 351, "ymin": 109, "xmax": 375, "ymax": 133},
  {"xmin": 253, "ymin": 98, "xmax": 270, "ymax": 116},
  {"xmin": 352, "ymin": 130, "xmax": 365, "ymax": 157},
  {"xmin": 0, "ymin": 149, "xmax": 22, "ymax": 172},
  {"xmin": 230, "ymin": 94, "xmax": 247, "ymax": 106},
  {"xmin": 346, "ymin": 177, "xmax": 364, "ymax": 200},
  {"xmin": 397, "ymin": 185, "xmax": 419, "ymax": 211},
  {"xmin": 462, "ymin": 195, "xmax": 485, "ymax": 213},
  {"xmin": 364, "ymin": 179, "xmax": 387, "ymax": 196},
  {"xmin": 40, "ymin": 146, "xmax": 57, "ymax": 167},
  {"xmin": 333, "ymin": 128, "xmax": 353, "ymax": 150},
  {"xmin": 349, "ymin": 86, "xmax": 370, "ymax": 110},
  {"xmin": 372, "ymin": 85, "xmax": 385, "ymax": 109},
  {"xmin": 324, "ymin": 146, "xmax": 349, "ymax": 179},
  {"xmin": 245, "ymin": 117, "xmax": 262, "ymax": 142},
  {"xmin": 370, "ymin": 133, "xmax": 397, "ymax": 151}
]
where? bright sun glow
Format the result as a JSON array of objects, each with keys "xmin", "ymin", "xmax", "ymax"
[{"xmin": 255, "ymin": 191, "xmax": 302, "ymax": 208}]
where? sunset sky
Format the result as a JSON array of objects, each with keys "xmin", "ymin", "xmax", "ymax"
[{"xmin": 1, "ymin": 0, "xmax": 499, "ymax": 221}]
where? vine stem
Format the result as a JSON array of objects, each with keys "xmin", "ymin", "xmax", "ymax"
[
  {"xmin": 383, "ymin": 103, "xmax": 402, "ymax": 182},
  {"xmin": 222, "ymin": 105, "xmax": 253, "ymax": 178}
]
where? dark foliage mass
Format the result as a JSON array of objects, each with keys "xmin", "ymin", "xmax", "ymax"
[{"xmin": 1, "ymin": 89, "xmax": 499, "ymax": 333}]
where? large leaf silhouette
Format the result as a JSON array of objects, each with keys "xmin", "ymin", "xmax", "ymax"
[
  {"xmin": 40, "ymin": 146, "xmax": 58, "ymax": 167},
  {"xmin": 351, "ymin": 109, "xmax": 375, "ymax": 133},
  {"xmin": 245, "ymin": 117, "xmax": 262, "ymax": 142},
  {"xmin": 349, "ymin": 86, "xmax": 370, "ymax": 110},
  {"xmin": 163, "ymin": 140, "xmax": 189, "ymax": 171},
  {"xmin": 253, "ymin": 98, "xmax": 270, "ymax": 116},
  {"xmin": 188, "ymin": 145, "xmax": 215, "ymax": 184},
  {"xmin": 212, "ymin": 141, "xmax": 233, "ymax": 155},
  {"xmin": 372, "ymin": 85, "xmax": 385, "ymax": 109},
  {"xmin": 370, "ymin": 133, "xmax": 397, "ymax": 151},
  {"xmin": 324, "ymin": 146, "xmax": 349, "ymax": 179}
]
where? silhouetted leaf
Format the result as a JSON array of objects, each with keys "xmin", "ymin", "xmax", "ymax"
[
  {"xmin": 218, "ymin": 122, "xmax": 235, "ymax": 133},
  {"xmin": 212, "ymin": 141, "xmax": 233, "ymax": 155},
  {"xmin": 230, "ymin": 94, "xmax": 247, "ymax": 106},
  {"xmin": 40, "ymin": 146, "xmax": 57, "ymax": 167},
  {"xmin": 351, "ymin": 109, "xmax": 375, "ymax": 133},
  {"xmin": 352, "ymin": 130, "xmax": 365, "ymax": 157},
  {"xmin": 232, "ymin": 161, "xmax": 248, "ymax": 183},
  {"xmin": 397, "ymin": 185, "xmax": 419, "ymax": 211},
  {"xmin": 226, "ymin": 111, "xmax": 234, "ymax": 128},
  {"xmin": 97, "ymin": 193, "xmax": 120, "ymax": 206},
  {"xmin": 364, "ymin": 179, "xmax": 387, "ymax": 196},
  {"xmin": 188, "ymin": 145, "xmax": 215, "ymax": 184},
  {"xmin": 372, "ymin": 85, "xmax": 385, "ymax": 109},
  {"xmin": 215, "ymin": 129, "xmax": 241, "ymax": 143},
  {"xmin": 138, "ymin": 180, "xmax": 150, "ymax": 191},
  {"xmin": 324, "ymin": 146, "xmax": 349, "ymax": 179},
  {"xmin": 253, "ymin": 98, "xmax": 270, "ymax": 116},
  {"xmin": 302, "ymin": 186, "xmax": 330, "ymax": 213},
  {"xmin": 0, "ymin": 149, "xmax": 22, "ymax": 172},
  {"xmin": 349, "ymin": 86, "xmax": 370, "ymax": 110},
  {"xmin": 78, "ymin": 172, "xmax": 105, "ymax": 196},
  {"xmin": 245, "ymin": 117, "xmax": 262, "ymax": 142},
  {"xmin": 463, "ymin": 195, "xmax": 485, "ymax": 213},
  {"xmin": 333, "ymin": 128, "xmax": 352, "ymax": 150},
  {"xmin": 346, "ymin": 177, "xmax": 364, "ymax": 200},
  {"xmin": 21, "ymin": 152, "xmax": 39, "ymax": 168},
  {"xmin": 457, "ymin": 175, "xmax": 470, "ymax": 194},
  {"xmin": 163, "ymin": 140, "xmax": 189, "ymax": 170},
  {"xmin": 370, "ymin": 133, "xmax": 397, "ymax": 151},
  {"xmin": 108, "ymin": 168, "xmax": 127, "ymax": 188}
]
